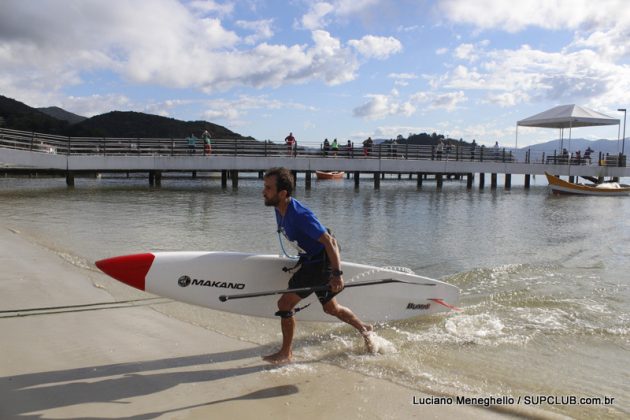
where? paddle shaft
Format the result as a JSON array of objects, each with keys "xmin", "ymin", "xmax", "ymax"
[{"xmin": 219, "ymin": 278, "xmax": 434, "ymax": 302}]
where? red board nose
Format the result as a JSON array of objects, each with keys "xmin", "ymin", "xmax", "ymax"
[{"xmin": 95, "ymin": 253, "xmax": 155, "ymax": 291}]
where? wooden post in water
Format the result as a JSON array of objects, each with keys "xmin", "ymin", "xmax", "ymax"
[
  {"xmin": 524, "ymin": 174, "xmax": 531, "ymax": 188},
  {"xmin": 354, "ymin": 171, "xmax": 360, "ymax": 188},
  {"xmin": 231, "ymin": 170, "xmax": 239, "ymax": 188},
  {"xmin": 149, "ymin": 171, "xmax": 155, "ymax": 186},
  {"xmin": 291, "ymin": 171, "xmax": 298, "ymax": 188},
  {"xmin": 192, "ymin": 171, "xmax": 197, "ymax": 179},
  {"xmin": 155, "ymin": 171, "xmax": 162, "ymax": 187},
  {"xmin": 65, "ymin": 172, "xmax": 75, "ymax": 187},
  {"xmin": 305, "ymin": 171, "xmax": 311, "ymax": 190},
  {"xmin": 505, "ymin": 174, "xmax": 511, "ymax": 189},
  {"xmin": 373, "ymin": 172, "xmax": 380, "ymax": 189},
  {"xmin": 569, "ymin": 176, "xmax": 575, "ymax": 183},
  {"xmin": 221, "ymin": 170, "xmax": 228, "ymax": 188},
  {"xmin": 467, "ymin": 173, "xmax": 473, "ymax": 189},
  {"xmin": 479, "ymin": 173, "xmax": 485, "ymax": 189},
  {"xmin": 436, "ymin": 173, "xmax": 443, "ymax": 189},
  {"xmin": 417, "ymin": 172, "xmax": 423, "ymax": 188},
  {"xmin": 491, "ymin": 173, "xmax": 497, "ymax": 189}
]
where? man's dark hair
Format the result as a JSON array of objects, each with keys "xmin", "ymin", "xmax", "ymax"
[{"xmin": 264, "ymin": 167, "xmax": 294, "ymax": 196}]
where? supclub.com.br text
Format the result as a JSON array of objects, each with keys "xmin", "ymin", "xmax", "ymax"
[{"xmin": 412, "ymin": 395, "xmax": 615, "ymax": 407}]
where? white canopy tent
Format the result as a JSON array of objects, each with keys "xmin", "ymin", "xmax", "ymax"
[{"xmin": 516, "ymin": 104, "xmax": 620, "ymax": 152}]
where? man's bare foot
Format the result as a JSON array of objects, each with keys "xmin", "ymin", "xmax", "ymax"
[
  {"xmin": 361, "ymin": 324, "xmax": 376, "ymax": 354},
  {"xmin": 262, "ymin": 351, "xmax": 293, "ymax": 364}
]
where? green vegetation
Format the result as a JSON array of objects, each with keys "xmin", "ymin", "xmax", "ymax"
[
  {"xmin": 0, "ymin": 95, "xmax": 69, "ymax": 134},
  {"xmin": 0, "ymin": 95, "xmax": 250, "ymax": 140}
]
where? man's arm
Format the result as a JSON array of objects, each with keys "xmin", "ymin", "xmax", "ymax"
[{"xmin": 318, "ymin": 231, "xmax": 343, "ymax": 292}]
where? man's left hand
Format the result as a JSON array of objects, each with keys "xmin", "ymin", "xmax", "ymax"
[{"xmin": 330, "ymin": 275, "xmax": 344, "ymax": 293}]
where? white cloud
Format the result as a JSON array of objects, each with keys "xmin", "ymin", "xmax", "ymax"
[
  {"xmin": 0, "ymin": 0, "xmax": 394, "ymax": 110},
  {"xmin": 397, "ymin": 25, "xmax": 421, "ymax": 33},
  {"xmin": 348, "ymin": 35, "xmax": 402, "ymax": 59},
  {"xmin": 389, "ymin": 72, "xmax": 418, "ymax": 87},
  {"xmin": 431, "ymin": 91, "xmax": 467, "ymax": 111},
  {"xmin": 299, "ymin": 0, "xmax": 381, "ymax": 30},
  {"xmin": 437, "ymin": 0, "xmax": 627, "ymax": 33},
  {"xmin": 187, "ymin": 0, "xmax": 235, "ymax": 17},
  {"xmin": 388, "ymin": 73, "xmax": 418, "ymax": 80},
  {"xmin": 454, "ymin": 43, "xmax": 476, "ymax": 61},
  {"xmin": 354, "ymin": 86, "xmax": 467, "ymax": 119},
  {"xmin": 571, "ymin": 25, "xmax": 630, "ymax": 60},
  {"xmin": 62, "ymin": 94, "xmax": 134, "ymax": 117},
  {"xmin": 301, "ymin": 2, "xmax": 335, "ymax": 30},
  {"xmin": 353, "ymin": 94, "xmax": 415, "ymax": 120},
  {"xmin": 485, "ymin": 91, "xmax": 531, "ymax": 108},
  {"xmin": 411, "ymin": 90, "xmax": 468, "ymax": 111},
  {"xmin": 201, "ymin": 95, "xmax": 315, "ymax": 122},
  {"xmin": 236, "ymin": 19, "xmax": 274, "ymax": 45},
  {"xmin": 432, "ymin": 43, "xmax": 625, "ymax": 108}
]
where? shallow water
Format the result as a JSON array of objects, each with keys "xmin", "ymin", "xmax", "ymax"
[{"xmin": 1, "ymin": 174, "xmax": 628, "ymax": 418}]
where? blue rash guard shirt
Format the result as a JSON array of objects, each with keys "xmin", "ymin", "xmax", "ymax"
[{"xmin": 275, "ymin": 198, "xmax": 326, "ymax": 260}]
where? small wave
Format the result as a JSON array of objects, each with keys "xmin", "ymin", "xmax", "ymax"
[
  {"xmin": 365, "ymin": 332, "xmax": 398, "ymax": 354},
  {"xmin": 445, "ymin": 314, "xmax": 505, "ymax": 340},
  {"xmin": 56, "ymin": 251, "xmax": 94, "ymax": 270},
  {"xmin": 265, "ymin": 363, "xmax": 315, "ymax": 375}
]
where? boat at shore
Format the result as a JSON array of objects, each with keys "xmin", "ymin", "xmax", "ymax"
[
  {"xmin": 545, "ymin": 172, "xmax": 630, "ymax": 196},
  {"xmin": 315, "ymin": 171, "xmax": 345, "ymax": 180}
]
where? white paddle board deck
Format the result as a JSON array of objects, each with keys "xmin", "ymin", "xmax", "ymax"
[{"xmin": 95, "ymin": 252, "xmax": 460, "ymax": 322}]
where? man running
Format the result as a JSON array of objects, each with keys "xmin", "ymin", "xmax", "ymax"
[{"xmin": 262, "ymin": 167, "xmax": 374, "ymax": 364}]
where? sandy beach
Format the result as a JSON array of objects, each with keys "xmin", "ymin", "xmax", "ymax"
[{"xmin": 0, "ymin": 226, "xmax": 531, "ymax": 419}]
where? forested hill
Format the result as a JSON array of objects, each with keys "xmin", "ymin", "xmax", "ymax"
[
  {"xmin": 66, "ymin": 111, "xmax": 250, "ymax": 139},
  {"xmin": 0, "ymin": 95, "xmax": 251, "ymax": 139},
  {"xmin": 0, "ymin": 95, "xmax": 69, "ymax": 134}
]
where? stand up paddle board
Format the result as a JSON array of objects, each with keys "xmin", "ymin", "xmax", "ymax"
[{"xmin": 95, "ymin": 252, "xmax": 460, "ymax": 322}]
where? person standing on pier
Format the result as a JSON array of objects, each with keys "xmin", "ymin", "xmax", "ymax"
[
  {"xmin": 436, "ymin": 139, "xmax": 444, "ymax": 160},
  {"xmin": 187, "ymin": 134, "xmax": 197, "ymax": 154},
  {"xmin": 285, "ymin": 132, "xmax": 295, "ymax": 156},
  {"xmin": 362, "ymin": 137, "xmax": 373, "ymax": 157},
  {"xmin": 262, "ymin": 167, "xmax": 374, "ymax": 364},
  {"xmin": 202, "ymin": 130, "xmax": 212, "ymax": 156}
]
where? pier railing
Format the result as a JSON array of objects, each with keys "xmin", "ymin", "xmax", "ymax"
[{"xmin": 0, "ymin": 127, "xmax": 626, "ymax": 167}]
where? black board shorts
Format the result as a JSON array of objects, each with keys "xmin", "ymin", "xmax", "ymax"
[{"xmin": 288, "ymin": 255, "xmax": 338, "ymax": 305}]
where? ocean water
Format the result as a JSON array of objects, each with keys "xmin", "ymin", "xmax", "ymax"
[{"xmin": 1, "ymin": 173, "xmax": 628, "ymax": 419}]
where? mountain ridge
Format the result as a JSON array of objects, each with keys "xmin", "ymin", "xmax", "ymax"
[{"xmin": 0, "ymin": 95, "xmax": 250, "ymax": 139}]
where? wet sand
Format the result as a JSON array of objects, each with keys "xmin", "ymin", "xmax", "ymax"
[{"xmin": 0, "ymin": 226, "xmax": 521, "ymax": 419}]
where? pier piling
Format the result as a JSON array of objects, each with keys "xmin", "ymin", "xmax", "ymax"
[
  {"xmin": 305, "ymin": 171, "xmax": 312, "ymax": 189},
  {"xmin": 65, "ymin": 172, "xmax": 74, "ymax": 187}
]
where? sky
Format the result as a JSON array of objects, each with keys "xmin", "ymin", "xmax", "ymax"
[{"xmin": 1, "ymin": 0, "xmax": 629, "ymax": 147}]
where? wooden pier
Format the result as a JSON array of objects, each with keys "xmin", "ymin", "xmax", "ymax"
[{"xmin": 1, "ymin": 127, "xmax": 628, "ymax": 189}]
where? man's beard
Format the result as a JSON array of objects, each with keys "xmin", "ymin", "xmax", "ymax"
[{"xmin": 264, "ymin": 195, "xmax": 280, "ymax": 207}]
